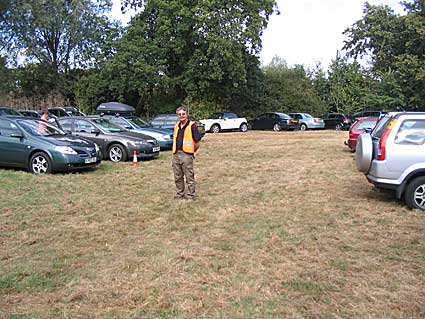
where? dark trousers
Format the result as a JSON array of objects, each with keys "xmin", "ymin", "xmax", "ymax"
[{"xmin": 172, "ymin": 151, "xmax": 195, "ymax": 198}]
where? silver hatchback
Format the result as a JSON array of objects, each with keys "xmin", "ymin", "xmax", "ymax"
[{"xmin": 356, "ymin": 112, "xmax": 425, "ymax": 210}]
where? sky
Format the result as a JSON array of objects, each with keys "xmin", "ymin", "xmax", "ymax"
[{"xmin": 111, "ymin": 0, "xmax": 404, "ymax": 69}]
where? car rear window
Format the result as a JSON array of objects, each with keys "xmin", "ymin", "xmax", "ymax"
[
  {"xmin": 394, "ymin": 119, "xmax": 425, "ymax": 145},
  {"xmin": 372, "ymin": 115, "xmax": 393, "ymax": 138},
  {"xmin": 355, "ymin": 119, "xmax": 378, "ymax": 130}
]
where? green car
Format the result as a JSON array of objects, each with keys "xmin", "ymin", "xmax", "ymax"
[{"xmin": 0, "ymin": 116, "xmax": 102, "ymax": 174}]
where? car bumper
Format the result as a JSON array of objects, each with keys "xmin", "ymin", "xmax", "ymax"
[
  {"xmin": 130, "ymin": 144, "xmax": 160, "ymax": 159},
  {"xmin": 52, "ymin": 152, "xmax": 102, "ymax": 172},
  {"xmin": 309, "ymin": 122, "xmax": 325, "ymax": 129}
]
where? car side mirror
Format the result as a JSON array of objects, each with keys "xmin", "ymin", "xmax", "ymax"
[
  {"xmin": 10, "ymin": 132, "xmax": 24, "ymax": 138},
  {"xmin": 364, "ymin": 128, "xmax": 372, "ymax": 134},
  {"xmin": 91, "ymin": 128, "xmax": 100, "ymax": 135}
]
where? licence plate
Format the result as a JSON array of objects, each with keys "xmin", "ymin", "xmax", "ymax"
[
  {"xmin": 153, "ymin": 146, "xmax": 160, "ymax": 152},
  {"xmin": 85, "ymin": 157, "xmax": 97, "ymax": 164}
]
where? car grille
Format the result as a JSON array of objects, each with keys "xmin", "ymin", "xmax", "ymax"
[
  {"xmin": 147, "ymin": 139, "xmax": 159, "ymax": 147},
  {"xmin": 75, "ymin": 148, "xmax": 97, "ymax": 158}
]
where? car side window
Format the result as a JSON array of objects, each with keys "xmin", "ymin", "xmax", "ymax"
[
  {"xmin": 75, "ymin": 120, "xmax": 95, "ymax": 133},
  {"xmin": 59, "ymin": 119, "xmax": 73, "ymax": 131},
  {"xmin": 292, "ymin": 114, "xmax": 301, "ymax": 120},
  {"xmin": 395, "ymin": 120, "xmax": 425, "ymax": 145},
  {"xmin": 225, "ymin": 112, "xmax": 237, "ymax": 119},
  {"xmin": 151, "ymin": 116, "xmax": 165, "ymax": 126},
  {"xmin": 166, "ymin": 115, "xmax": 178, "ymax": 125},
  {"xmin": 0, "ymin": 119, "xmax": 20, "ymax": 137}
]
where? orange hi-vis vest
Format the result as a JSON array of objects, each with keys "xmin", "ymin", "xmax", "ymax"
[{"xmin": 173, "ymin": 121, "xmax": 197, "ymax": 154}]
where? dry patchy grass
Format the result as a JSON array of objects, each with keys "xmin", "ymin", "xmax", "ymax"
[{"xmin": 1, "ymin": 130, "xmax": 424, "ymax": 318}]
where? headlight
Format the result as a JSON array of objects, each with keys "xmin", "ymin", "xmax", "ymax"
[
  {"xmin": 134, "ymin": 140, "xmax": 148, "ymax": 145},
  {"xmin": 162, "ymin": 134, "xmax": 171, "ymax": 140},
  {"xmin": 94, "ymin": 143, "xmax": 100, "ymax": 152},
  {"xmin": 55, "ymin": 146, "xmax": 77, "ymax": 155}
]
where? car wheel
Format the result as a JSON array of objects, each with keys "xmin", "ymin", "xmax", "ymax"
[
  {"xmin": 211, "ymin": 124, "xmax": 220, "ymax": 133},
  {"xmin": 335, "ymin": 123, "xmax": 342, "ymax": 131},
  {"xmin": 300, "ymin": 123, "xmax": 307, "ymax": 131},
  {"xmin": 108, "ymin": 144, "xmax": 127, "ymax": 162},
  {"xmin": 239, "ymin": 123, "xmax": 248, "ymax": 132},
  {"xmin": 355, "ymin": 133, "xmax": 373, "ymax": 173},
  {"xmin": 273, "ymin": 123, "xmax": 281, "ymax": 131},
  {"xmin": 404, "ymin": 176, "xmax": 425, "ymax": 210},
  {"xmin": 29, "ymin": 152, "xmax": 52, "ymax": 174}
]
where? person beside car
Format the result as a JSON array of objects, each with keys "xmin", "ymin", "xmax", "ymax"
[
  {"xmin": 38, "ymin": 106, "xmax": 49, "ymax": 134},
  {"xmin": 172, "ymin": 106, "xmax": 201, "ymax": 200}
]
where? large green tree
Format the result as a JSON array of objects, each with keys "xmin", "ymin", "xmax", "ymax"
[
  {"xmin": 0, "ymin": 0, "xmax": 120, "ymax": 103},
  {"xmin": 85, "ymin": 0, "xmax": 277, "ymax": 116},
  {"xmin": 343, "ymin": 0, "xmax": 425, "ymax": 110},
  {"xmin": 261, "ymin": 57, "xmax": 325, "ymax": 116}
]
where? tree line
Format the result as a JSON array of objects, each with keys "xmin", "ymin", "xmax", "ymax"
[{"xmin": 0, "ymin": 0, "xmax": 424, "ymax": 119}]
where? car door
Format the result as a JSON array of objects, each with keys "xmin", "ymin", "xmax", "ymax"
[
  {"xmin": 252, "ymin": 114, "xmax": 265, "ymax": 129},
  {"xmin": 73, "ymin": 119, "xmax": 108, "ymax": 154},
  {"xmin": 0, "ymin": 118, "xmax": 28, "ymax": 166}
]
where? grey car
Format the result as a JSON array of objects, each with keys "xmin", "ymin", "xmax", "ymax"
[
  {"xmin": 58, "ymin": 117, "xmax": 160, "ymax": 162},
  {"xmin": 356, "ymin": 111, "xmax": 425, "ymax": 210}
]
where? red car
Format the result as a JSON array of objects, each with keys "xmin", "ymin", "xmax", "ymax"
[{"xmin": 345, "ymin": 117, "xmax": 378, "ymax": 151}]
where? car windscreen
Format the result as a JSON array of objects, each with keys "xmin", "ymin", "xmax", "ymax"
[
  {"xmin": 19, "ymin": 119, "xmax": 66, "ymax": 136},
  {"xmin": 129, "ymin": 117, "xmax": 151, "ymax": 128},
  {"xmin": 372, "ymin": 115, "xmax": 392, "ymax": 138},
  {"xmin": 92, "ymin": 118, "xmax": 125, "ymax": 132},
  {"xmin": 355, "ymin": 119, "xmax": 378, "ymax": 130}
]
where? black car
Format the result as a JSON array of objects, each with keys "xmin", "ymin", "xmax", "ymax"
[
  {"xmin": 58, "ymin": 117, "xmax": 160, "ymax": 162},
  {"xmin": 0, "ymin": 116, "xmax": 101, "ymax": 174},
  {"xmin": 18, "ymin": 109, "xmax": 41, "ymax": 118},
  {"xmin": 49, "ymin": 106, "xmax": 85, "ymax": 117},
  {"xmin": 150, "ymin": 113, "xmax": 206, "ymax": 137},
  {"xmin": 0, "ymin": 106, "xmax": 22, "ymax": 116},
  {"xmin": 352, "ymin": 110, "xmax": 388, "ymax": 121},
  {"xmin": 319, "ymin": 113, "xmax": 353, "ymax": 130},
  {"xmin": 249, "ymin": 112, "xmax": 299, "ymax": 131}
]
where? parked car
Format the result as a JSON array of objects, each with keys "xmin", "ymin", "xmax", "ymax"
[
  {"xmin": 0, "ymin": 106, "xmax": 21, "ymax": 116},
  {"xmin": 345, "ymin": 117, "xmax": 378, "ymax": 151},
  {"xmin": 356, "ymin": 111, "xmax": 425, "ymax": 210},
  {"xmin": 18, "ymin": 110, "xmax": 41, "ymax": 118},
  {"xmin": 48, "ymin": 106, "xmax": 85, "ymax": 117},
  {"xmin": 289, "ymin": 112, "xmax": 324, "ymax": 130},
  {"xmin": 150, "ymin": 113, "xmax": 206, "ymax": 137},
  {"xmin": 249, "ymin": 112, "xmax": 299, "ymax": 131},
  {"xmin": 100, "ymin": 114, "xmax": 173, "ymax": 150},
  {"xmin": 200, "ymin": 112, "xmax": 248, "ymax": 133},
  {"xmin": 352, "ymin": 110, "xmax": 387, "ymax": 121},
  {"xmin": 320, "ymin": 113, "xmax": 353, "ymax": 130},
  {"xmin": 0, "ymin": 116, "xmax": 101, "ymax": 174},
  {"xmin": 58, "ymin": 116, "xmax": 160, "ymax": 162}
]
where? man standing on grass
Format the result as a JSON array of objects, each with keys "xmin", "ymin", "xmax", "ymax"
[{"xmin": 172, "ymin": 106, "xmax": 201, "ymax": 200}]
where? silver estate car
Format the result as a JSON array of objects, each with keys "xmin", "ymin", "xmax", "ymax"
[{"xmin": 356, "ymin": 112, "xmax": 425, "ymax": 210}]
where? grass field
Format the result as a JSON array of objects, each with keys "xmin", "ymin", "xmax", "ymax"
[{"xmin": 1, "ymin": 130, "xmax": 424, "ymax": 318}]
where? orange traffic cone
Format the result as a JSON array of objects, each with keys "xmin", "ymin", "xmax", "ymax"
[{"xmin": 132, "ymin": 150, "xmax": 139, "ymax": 167}]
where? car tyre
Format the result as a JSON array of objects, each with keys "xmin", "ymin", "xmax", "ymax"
[
  {"xmin": 335, "ymin": 123, "xmax": 342, "ymax": 131},
  {"xmin": 239, "ymin": 123, "xmax": 248, "ymax": 132},
  {"xmin": 211, "ymin": 124, "xmax": 220, "ymax": 133},
  {"xmin": 355, "ymin": 133, "xmax": 373, "ymax": 173},
  {"xmin": 300, "ymin": 123, "xmax": 307, "ymax": 131},
  {"xmin": 273, "ymin": 123, "xmax": 281, "ymax": 131},
  {"xmin": 29, "ymin": 152, "xmax": 52, "ymax": 174},
  {"xmin": 404, "ymin": 176, "xmax": 425, "ymax": 211},
  {"xmin": 108, "ymin": 144, "xmax": 127, "ymax": 162}
]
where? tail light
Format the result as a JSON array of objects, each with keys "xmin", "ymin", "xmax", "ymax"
[
  {"xmin": 377, "ymin": 118, "xmax": 397, "ymax": 160},
  {"xmin": 343, "ymin": 118, "xmax": 349, "ymax": 123}
]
